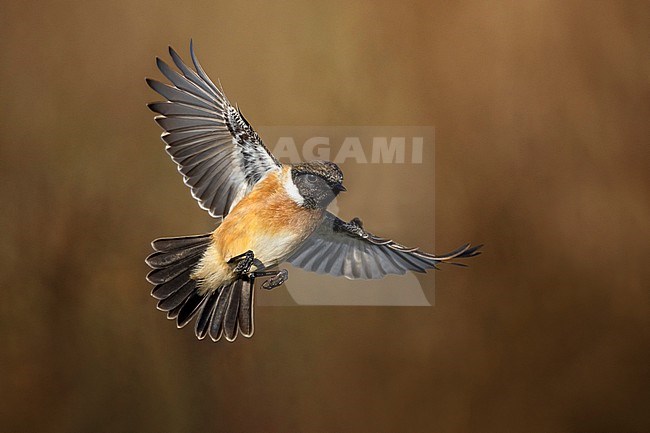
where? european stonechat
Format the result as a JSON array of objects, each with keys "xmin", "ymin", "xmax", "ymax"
[{"xmin": 145, "ymin": 41, "xmax": 481, "ymax": 342}]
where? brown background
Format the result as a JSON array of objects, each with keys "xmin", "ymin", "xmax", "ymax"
[{"xmin": 1, "ymin": 1, "xmax": 648, "ymax": 432}]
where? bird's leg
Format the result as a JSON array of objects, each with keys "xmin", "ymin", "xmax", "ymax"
[
  {"xmin": 228, "ymin": 250, "xmax": 256, "ymax": 275},
  {"xmin": 229, "ymin": 252, "xmax": 288, "ymax": 289},
  {"xmin": 259, "ymin": 269, "xmax": 289, "ymax": 290},
  {"xmin": 250, "ymin": 270, "xmax": 278, "ymax": 278},
  {"xmin": 238, "ymin": 269, "xmax": 288, "ymax": 290}
]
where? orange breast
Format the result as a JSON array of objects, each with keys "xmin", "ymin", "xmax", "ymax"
[{"xmin": 213, "ymin": 168, "xmax": 323, "ymax": 268}]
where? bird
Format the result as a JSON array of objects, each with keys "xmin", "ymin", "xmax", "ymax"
[{"xmin": 145, "ymin": 41, "xmax": 482, "ymax": 342}]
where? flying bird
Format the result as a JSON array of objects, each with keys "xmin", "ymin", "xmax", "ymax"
[{"xmin": 145, "ymin": 41, "xmax": 481, "ymax": 342}]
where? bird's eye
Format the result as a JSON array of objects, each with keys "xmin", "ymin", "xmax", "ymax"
[{"xmin": 306, "ymin": 174, "xmax": 318, "ymax": 183}]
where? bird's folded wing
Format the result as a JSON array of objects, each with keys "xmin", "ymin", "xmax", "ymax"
[
  {"xmin": 147, "ymin": 41, "xmax": 281, "ymax": 218},
  {"xmin": 286, "ymin": 212, "xmax": 482, "ymax": 279}
]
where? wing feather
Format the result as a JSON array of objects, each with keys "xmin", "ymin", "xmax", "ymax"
[
  {"xmin": 147, "ymin": 41, "xmax": 281, "ymax": 218},
  {"xmin": 287, "ymin": 212, "xmax": 482, "ymax": 279},
  {"xmin": 169, "ymin": 45, "xmax": 219, "ymax": 98}
]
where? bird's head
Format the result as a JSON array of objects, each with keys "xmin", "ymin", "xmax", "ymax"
[{"xmin": 290, "ymin": 161, "xmax": 346, "ymax": 209}]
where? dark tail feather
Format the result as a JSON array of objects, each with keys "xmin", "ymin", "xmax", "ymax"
[
  {"xmin": 146, "ymin": 233, "xmax": 209, "ymax": 331},
  {"xmin": 195, "ymin": 290, "xmax": 220, "ymax": 339},
  {"xmin": 145, "ymin": 233, "xmax": 255, "ymax": 342},
  {"xmin": 238, "ymin": 277, "xmax": 254, "ymax": 337},
  {"xmin": 224, "ymin": 279, "xmax": 242, "ymax": 341},
  {"xmin": 204, "ymin": 276, "xmax": 254, "ymax": 342}
]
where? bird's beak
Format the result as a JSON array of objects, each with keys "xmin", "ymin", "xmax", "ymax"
[{"xmin": 334, "ymin": 183, "xmax": 347, "ymax": 192}]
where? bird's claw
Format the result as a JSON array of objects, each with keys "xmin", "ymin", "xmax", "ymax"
[
  {"xmin": 229, "ymin": 250, "xmax": 255, "ymax": 275},
  {"xmin": 262, "ymin": 269, "xmax": 289, "ymax": 290}
]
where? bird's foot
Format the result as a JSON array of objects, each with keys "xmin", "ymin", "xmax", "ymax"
[
  {"xmin": 228, "ymin": 250, "xmax": 256, "ymax": 275},
  {"xmin": 260, "ymin": 269, "xmax": 289, "ymax": 290}
]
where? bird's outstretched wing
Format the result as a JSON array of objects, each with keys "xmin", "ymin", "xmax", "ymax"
[
  {"xmin": 286, "ymin": 212, "xmax": 482, "ymax": 279},
  {"xmin": 147, "ymin": 41, "xmax": 281, "ymax": 218}
]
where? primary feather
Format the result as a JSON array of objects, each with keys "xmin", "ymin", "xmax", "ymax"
[{"xmin": 147, "ymin": 41, "xmax": 281, "ymax": 218}]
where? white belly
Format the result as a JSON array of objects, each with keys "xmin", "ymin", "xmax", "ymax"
[{"xmin": 250, "ymin": 231, "xmax": 306, "ymax": 269}]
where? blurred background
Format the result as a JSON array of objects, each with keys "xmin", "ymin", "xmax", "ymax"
[{"xmin": 1, "ymin": 1, "xmax": 648, "ymax": 432}]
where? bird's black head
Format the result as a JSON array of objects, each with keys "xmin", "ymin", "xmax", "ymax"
[{"xmin": 290, "ymin": 161, "xmax": 346, "ymax": 209}]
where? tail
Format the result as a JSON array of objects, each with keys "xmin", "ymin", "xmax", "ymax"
[{"xmin": 145, "ymin": 234, "xmax": 255, "ymax": 342}]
